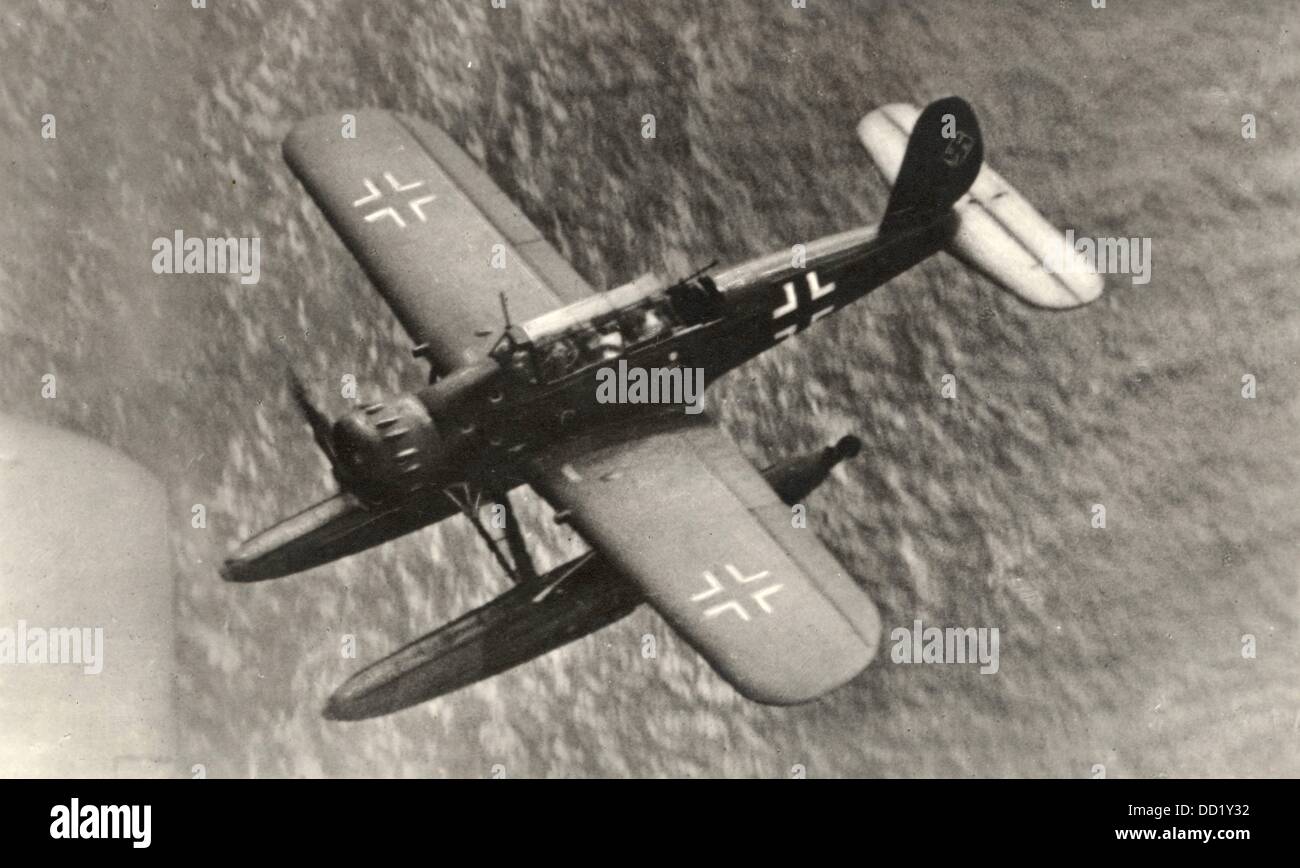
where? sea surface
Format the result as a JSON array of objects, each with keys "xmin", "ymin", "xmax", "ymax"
[{"xmin": 0, "ymin": 0, "xmax": 1296, "ymax": 777}]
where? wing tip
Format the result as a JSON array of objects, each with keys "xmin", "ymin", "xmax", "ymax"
[
  {"xmin": 724, "ymin": 615, "xmax": 880, "ymax": 706},
  {"xmin": 730, "ymin": 657, "xmax": 875, "ymax": 706}
]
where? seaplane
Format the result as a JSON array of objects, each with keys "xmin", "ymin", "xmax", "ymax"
[{"xmin": 223, "ymin": 97, "xmax": 1102, "ymax": 719}]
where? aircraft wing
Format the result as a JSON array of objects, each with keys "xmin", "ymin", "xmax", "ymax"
[
  {"xmin": 529, "ymin": 413, "xmax": 881, "ymax": 704},
  {"xmin": 283, "ymin": 111, "xmax": 593, "ymax": 376}
]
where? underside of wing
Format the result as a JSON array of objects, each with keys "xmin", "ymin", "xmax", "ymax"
[
  {"xmin": 529, "ymin": 413, "xmax": 881, "ymax": 705},
  {"xmin": 283, "ymin": 110, "xmax": 594, "ymax": 375}
]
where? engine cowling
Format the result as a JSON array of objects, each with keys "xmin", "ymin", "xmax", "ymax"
[{"xmin": 331, "ymin": 393, "xmax": 444, "ymax": 500}]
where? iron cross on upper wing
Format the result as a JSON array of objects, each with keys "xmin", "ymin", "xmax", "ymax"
[
  {"xmin": 692, "ymin": 563, "xmax": 785, "ymax": 622},
  {"xmin": 352, "ymin": 171, "xmax": 436, "ymax": 229}
]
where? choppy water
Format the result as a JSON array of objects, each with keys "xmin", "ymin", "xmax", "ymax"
[{"xmin": 1, "ymin": 0, "xmax": 1296, "ymax": 777}]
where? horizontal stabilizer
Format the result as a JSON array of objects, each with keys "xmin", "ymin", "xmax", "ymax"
[{"xmin": 859, "ymin": 101, "xmax": 1103, "ymax": 309}]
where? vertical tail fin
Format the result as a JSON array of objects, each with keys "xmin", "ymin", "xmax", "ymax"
[
  {"xmin": 859, "ymin": 97, "xmax": 1104, "ymax": 309},
  {"xmin": 864, "ymin": 96, "xmax": 983, "ymax": 235}
]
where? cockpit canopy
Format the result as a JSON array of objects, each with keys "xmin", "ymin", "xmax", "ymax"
[
  {"xmin": 513, "ymin": 273, "xmax": 663, "ymax": 345},
  {"xmin": 491, "ymin": 272, "xmax": 719, "ymax": 384}
]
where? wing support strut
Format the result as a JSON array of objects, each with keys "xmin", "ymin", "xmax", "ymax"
[{"xmin": 441, "ymin": 484, "xmax": 538, "ymax": 584}]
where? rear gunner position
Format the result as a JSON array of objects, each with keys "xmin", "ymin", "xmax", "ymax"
[{"xmin": 224, "ymin": 97, "xmax": 1102, "ymax": 719}]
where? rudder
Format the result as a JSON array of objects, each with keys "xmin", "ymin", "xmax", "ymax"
[
  {"xmin": 865, "ymin": 96, "xmax": 983, "ymax": 235},
  {"xmin": 859, "ymin": 97, "xmax": 1104, "ymax": 309}
]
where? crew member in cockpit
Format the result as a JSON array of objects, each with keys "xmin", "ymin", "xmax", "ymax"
[
  {"xmin": 541, "ymin": 337, "xmax": 579, "ymax": 380},
  {"xmin": 619, "ymin": 305, "xmax": 666, "ymax": 345},
  {"xmin": 587, "ymin": 325, "xmax": 624, "ymax": 361}
]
